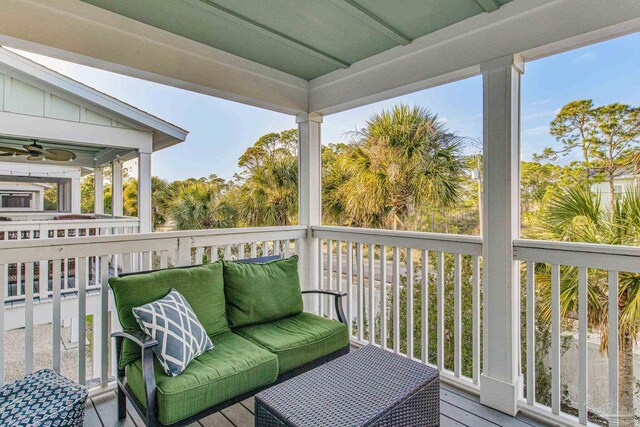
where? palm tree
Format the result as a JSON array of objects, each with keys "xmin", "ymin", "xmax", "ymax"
[
  {"xmin": 169, "ymin": 180, "xmax": 237, "ymax": 230},
  {"xmin": 534, "ymin": 186, "xmax": 640, "ymax": 425},
  {"xmin": 234, "ymin": 130, "xmax": 299, "ymax": 227},
  {"xmin": 326, "ymin": 104, "xmax": 465, "ymax": 230}
]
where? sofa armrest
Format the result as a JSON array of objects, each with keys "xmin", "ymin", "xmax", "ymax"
[
  {"xmin": 302, "ymin": 289, "xmax": 347, "ymax": 297},
  {"xmin": 112, "ymin": 330, "xmax": 158, "ymax": 423},
  {"xmin": 302, "ymin": 289, "xmax": 348, "ymax": 325},
  {"xmin": 113, "ymin": 330, "xmax": 158, "ymax": 349}
]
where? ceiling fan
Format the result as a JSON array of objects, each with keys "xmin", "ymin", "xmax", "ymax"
[{"xmin": 0, "ymin": 140, "xmax": 77, "ymax": 162}]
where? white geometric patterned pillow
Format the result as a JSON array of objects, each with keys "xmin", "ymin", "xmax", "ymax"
[{"xmin": 132, "ymin": 289, "xmax": 213, "ymax": 377}]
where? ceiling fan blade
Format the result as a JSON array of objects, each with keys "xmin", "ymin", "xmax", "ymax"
[
  {"xmin": 24, "ymin": 144, "xmax": 47, "ymax": 155},
  {"xmin": 0, "ymin": 146, "xmax": 30, "ymax": 155},
  {"xmin": 45, "ymin": 149, "xmax": 76, "ymax": 161},
  {"xmin": 27, "ymin": 155, "xmax": 43, "ymax": 161}
]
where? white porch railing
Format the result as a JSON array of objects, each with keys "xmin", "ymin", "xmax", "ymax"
[
  {"xmin": 0, "ymin": 226, "xmax": 306, "ymax": 389},
  {"xmin": 0, "ymin": 217, "xmax": 141, "ymax": 303},
  {"xmin": 514, "ymin": 239, "xmax": 640, "ymax": 426},
  {"xmin": 0, "ymin": 225, "xmax": 636, "ymax": 426},
  {"xmin": 312, "ymin": 225, "xmax": 483, "ymax": 393},
  {"xmin": 0, "ymin": 216, "xmax": 141, "ymax": 241}
]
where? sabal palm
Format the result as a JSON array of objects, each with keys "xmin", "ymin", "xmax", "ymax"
[
  {"xmin": 334, "ymin": 104, "xmax": 464, "ymax": 229},
  {"xmin": 534, "ymin": 186, "xmax": 640, "ymax": 424},
  {"xmin": 236, "ymin": 155, "xmax": 298, "ymax": 226},
  {"xmin": 169, "ymin": 181, "xmax": 236, "ymax": 230}
]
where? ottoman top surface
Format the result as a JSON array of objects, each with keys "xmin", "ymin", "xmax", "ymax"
[{"xmin": 256, "ymin": 345, "xmax": 438, "ymax": 426}]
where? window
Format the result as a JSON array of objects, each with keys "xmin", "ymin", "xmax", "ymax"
[{"xmin": 1, "ymin": 193, "xmax": 32, "ymax": 208}]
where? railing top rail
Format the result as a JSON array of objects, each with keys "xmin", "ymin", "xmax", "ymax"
[
  {"xmin": 514, "ymin": 238, "xmax": 640, "ymax": 273},
  {"xmin": 311, "ymin": 225, "xmax": 482, "ymax": 255},
  {"xmin": 0, "ymin": 218, "xmax": 141, "ymax": 227},
  {"xmin": 0, "ymin": 225, "xmax": 307, "ymax": 263}
]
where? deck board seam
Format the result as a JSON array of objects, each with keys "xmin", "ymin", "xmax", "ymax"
[
  {"xmin": 441, "ymin": 412, "xmax": 469, "ymax": 426},
  {"xmin": 219, "ymin": 410, "xmax": 239, "ymax": 427},
  {"xmin": 440, "ymin": 387, "xmax": 538, "ymax": 427},
  {"xmin": 239, "ymin": 400, "xmax": 253, "ymax": 414},
  {"xmin": 88, "ymin": 397, "xmax": 106, "ymax": 427},
  {"xmin": 440, "ymin": 397, "xmax": 503, "ymax": 426}
]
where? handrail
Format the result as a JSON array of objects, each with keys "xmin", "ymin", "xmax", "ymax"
[
  {"xmin": 514, "ymin": 238, "xmax": 640, "ymax": 273},
  {"xmin": 312, "ymin": 225, "xmax": 482, "ymax": 255},
  {"xmin": 0, "ymin": 217, "xmax": 141, "ymax": 230},
  {"xmin": 0, "ymin": 226, "xmax": 308, "ymax": 263}
]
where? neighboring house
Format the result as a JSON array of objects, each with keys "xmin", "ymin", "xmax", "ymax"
[
  {"xmin": 0, "ymin": 48, "xmax": 189, "ymax": 370},
  {"xmin": 0, "ymin": 47, "xmax": 188, "ymax": 230},
  {"xmin": 0, "ymin": 181, "xmax": 50, "ymax": 211},
  {"xmin": 590, "ymin": 171, "xmax": 639, "ymax": 201}
]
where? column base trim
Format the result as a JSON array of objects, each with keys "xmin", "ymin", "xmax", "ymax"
[{"xmin": 480, "ymin": 374, "xmax": 519, "ymax": 416}]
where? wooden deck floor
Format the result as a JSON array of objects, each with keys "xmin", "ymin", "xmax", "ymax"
[{"xmin": 85, "ymin": 383, "xmax": 548, "ymax": 427}]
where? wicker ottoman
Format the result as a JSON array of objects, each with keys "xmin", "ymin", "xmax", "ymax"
[
  {"xmin": 255, "ymin": 345, "xmax": 439, "ymax": 427},
  {"xmin": 0, "ymin": 369, "xmax": 88, "ymax": 427}
]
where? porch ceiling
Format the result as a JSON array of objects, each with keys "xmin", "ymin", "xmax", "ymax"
[
  {"xmin": 0, "ymin": 136, "xmax": 134, "ymax": 170},
  {"xmin": 2, "ymin": 1, "xmax": 640, "ymax": 115},
  {"xmin": 80, "ymin": 0, "xmax": 512, "ymax": 80}
]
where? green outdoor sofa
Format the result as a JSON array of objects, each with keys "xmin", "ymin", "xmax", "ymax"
[{"xmin": 109, "ymin": 255, "xmax": 349, "ymax": 427}]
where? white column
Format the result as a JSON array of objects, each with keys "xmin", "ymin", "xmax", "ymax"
[
  {"xmin": 94, "ymin": 167, "xmax": 104, "ymax": 215},
  {"xmin": 111, "ymin": 160, "xmax": 123, "ymax": 217},
  {"xmin": 57, "ymin": 181, "xmax": 67, "ymax": 212},
  {"xmin": 297, "ymin": 113, "xmax": 322, "ymax": 312},
  {"xmin": 138, "ymin": 151, "xmax": 152, "ymax": 233},
  {"xmin": 71, "ymin": 177, "xmax": 81, "ymax": 214},
  {"xmin": 480, "ymin": 54, "xmax": 523, "ymax": 416}
]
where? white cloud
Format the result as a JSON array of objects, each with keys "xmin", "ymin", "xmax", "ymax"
[
  {"xmin": 522, "ymin": 126, "xmax": 549, "ymax": 137},
  {"xmin": 522, "ymin": 109, "xmax": 557, "ymax": 121},
  {"xmin": 574, "ymin": 51, "xmax": 596, "ymax": 64}
]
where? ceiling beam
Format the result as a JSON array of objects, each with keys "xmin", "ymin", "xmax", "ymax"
[
  {"xmin": 328, "ymin": 0, "xmax": 411, "ymax": 45},
  {"xmin": 195, "ymin": 0, "xmax": 350, "ymax": 69},
  {"xmin": 474, "ymin": 0, "xmax": 500, "ymax": 13}
]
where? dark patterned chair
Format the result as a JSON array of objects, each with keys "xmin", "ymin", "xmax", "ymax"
[{"xmin": 0, "ymin": 369, "xmax": 88, "ymax": 426}]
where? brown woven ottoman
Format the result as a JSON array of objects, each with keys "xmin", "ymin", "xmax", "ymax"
[{"xmin": 255, "ymin": 345, "xmax": 440, "ymax": 426}]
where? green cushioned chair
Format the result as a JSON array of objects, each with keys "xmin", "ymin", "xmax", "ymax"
[{"xmin": 110, "ymin": 257, "xmax": 349, "ymax": 427}]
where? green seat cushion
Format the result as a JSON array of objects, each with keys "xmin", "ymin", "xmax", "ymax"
[
  {"xmin": 126, "ymin": 332, "xmax": 278, "ymax": 425},
  {"xmin": 109, "ymin": 262, "xmax": 228, "ymax": 368},
  {"xmin": 235, "ymin": 312, "xmax": 349, "ymax": 373},
  {"xmin": 223, "ymin": 256, "xmax": 303, "ymax": 328}
]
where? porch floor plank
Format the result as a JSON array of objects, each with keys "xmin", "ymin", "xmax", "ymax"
[
  {"xmin": 197, "ymin": 411, "xmax": 236, "ymax": 427},
  {"xmin": 440, "ymin": 383, "xmax": 540, "ymax": 427},
  {"xmin": 84, "ymin": 384, "xmax": 550, "ymax": 427},
  {"xmin": 90, "ymin": 391, "xmax": 138, "ymax": 427},
  {"xmin": 219, "ymin": 403, "xmax": 254, "ymax": 426}
]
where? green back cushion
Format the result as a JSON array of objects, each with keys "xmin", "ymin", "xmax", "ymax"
[
  {"xmin": 223, "ymin": 255, "xmax": 303, "ymax": 328},
  {"xmin": 109, "ymin": 262, "xmax": 228, "ymax": 368}
]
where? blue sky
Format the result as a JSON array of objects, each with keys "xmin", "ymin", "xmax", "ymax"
[{"xmin": 12, "ymin": 31, "xmax": 640, "ymax": 181}]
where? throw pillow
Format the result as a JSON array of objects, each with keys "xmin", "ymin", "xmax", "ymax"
[
  {"xmin": 223, "ymin": 255, "xmax": 303, "ymax": 328},
  {"xmin": 132, "ymin": 289, "xmax": 213, "ymax": 377}
]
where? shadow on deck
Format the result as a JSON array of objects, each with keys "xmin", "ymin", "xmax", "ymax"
[{"xmin": 85, "ymin": 382, "xmax": 548, "ymax": 427}]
